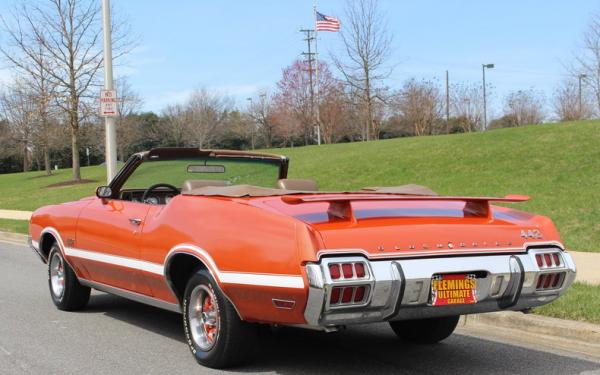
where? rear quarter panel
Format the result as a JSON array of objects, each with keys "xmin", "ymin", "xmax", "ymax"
[{"xmin": 139, "ymin": 195, "xmax": 310, "ymax": 324}]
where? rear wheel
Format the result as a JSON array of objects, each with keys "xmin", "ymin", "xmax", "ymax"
[
  {"xmin": 183, "ymin": 270, "xmax": 257, "ymax": 368},
  {"xmin": 48, "ymin": 244, "xmax": 90, "ymax": 311},
  {"xmin": 389, "ymin": 315, "xmax": 460, "ymax": 344}
]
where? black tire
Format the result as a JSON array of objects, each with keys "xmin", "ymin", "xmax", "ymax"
[
  {"xmin": 389, "ymin": 315, "xmax": 460, "ymax": 344},
  {"xmin": 47, "ymin": 244, "xmax": 91, "ymax": 311},
  {"xmin": 182, "ymin": 270, "xmax": 257, "ymax": 369}
]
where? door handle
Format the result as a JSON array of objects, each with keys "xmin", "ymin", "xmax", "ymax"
[{"xmin": 129, "ymin": 218, "xmax": 142, "ymax": 226}]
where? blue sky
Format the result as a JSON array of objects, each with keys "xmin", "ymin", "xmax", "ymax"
[{"xmin": 1, "ymin": 1, "xmax": 598, "ymax": 115}]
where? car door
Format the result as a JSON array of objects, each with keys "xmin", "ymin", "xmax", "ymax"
[{"xmin": 74, "ymin": 197, "xmax": 152, "ymax": 294}]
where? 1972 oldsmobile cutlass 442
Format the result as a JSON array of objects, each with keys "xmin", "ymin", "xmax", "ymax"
[{"xmin": 28, "ymin": 148, "xmax": 576, "ymax": 368}]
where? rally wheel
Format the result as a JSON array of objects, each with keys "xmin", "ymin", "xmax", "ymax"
[
  {"xmin": 389, "ymin": 315, "xmax": 460, "ymax": 344},
  {"xmin": 182, "ymin": 270, "xmax": 257, "ymax": 368},
  {"xmin": 48, "ymin": 244, "xmax": 90, "ymax": 311}
]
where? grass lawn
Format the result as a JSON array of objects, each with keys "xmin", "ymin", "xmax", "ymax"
[
  {"xmin": 0, "ymin": 119, "xmax": 599, "ymax": 251},
  {"xmin": 0, "ymin": 219, "xmax": 29, "ymax": 234},
  {"xmin": 534, "ymin": 282, "xmax": 600, "ymax": 324}
]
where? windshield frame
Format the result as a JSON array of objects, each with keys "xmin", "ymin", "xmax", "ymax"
[{"xmin": 107, "ymin": 148, "xmax": 289, "ymax": 198}]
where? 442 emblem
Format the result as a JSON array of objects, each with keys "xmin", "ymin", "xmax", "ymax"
[{"xmin": 520, "ymin": 229, "xmax": 543, "ymax": 239}]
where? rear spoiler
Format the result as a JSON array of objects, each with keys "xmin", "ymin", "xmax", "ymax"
[{"xmin": 281, "ymin": 194, "xmax": 530, "ymax": 222}]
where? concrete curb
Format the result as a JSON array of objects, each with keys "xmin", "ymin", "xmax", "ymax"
[
  {"xmin": 460, "ymin": 311, "xmax": 600, "ymax": 359},
  {"xmin": 465, "ymin": 311, "xmax": 600, "ymax": 345}
]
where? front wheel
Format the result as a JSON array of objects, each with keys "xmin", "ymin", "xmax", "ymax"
[
  {"xmin": 47, "ymin": 244, "xmax": 90, "ymax": 311},
  {"xmin": 389, "ymin": 315, "xmax": 460, "ymax": 344},
  {"xmin": 182, "ymin": 270, "xmax": 257, "ymax": 368}
]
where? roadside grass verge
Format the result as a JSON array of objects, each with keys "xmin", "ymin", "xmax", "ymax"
[
  {"xmin": 534, "ymin": 282, "xmax": 600, "ymax": 324},
  {"xmin": 0, "ymin": 219, "xmax": 29, "ymax": 234},
  {"xmin": 0, "ymin": 120, "xmax": 599, "ymax": 251}
]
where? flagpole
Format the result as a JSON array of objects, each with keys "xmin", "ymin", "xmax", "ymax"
[{"xmin": 313, "ymin": 2, "xmax": 321, "ymax": 145}]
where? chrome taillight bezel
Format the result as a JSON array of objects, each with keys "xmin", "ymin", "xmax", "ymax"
[
  {"xmin": 320, "ymin": 256, "xmax": 375, "ymax": 310},
  {"xmin": 528, "ymin": 248, "xmax": 567, "ymax": 292}
]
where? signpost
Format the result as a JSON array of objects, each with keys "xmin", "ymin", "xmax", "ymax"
[
  {"xmin": 101, "ymin": 0, "xmax": 117, "ymax": 184},
  {"xmin": 100, "ymin": 90, "xmax": 117, "ymax": 117}
]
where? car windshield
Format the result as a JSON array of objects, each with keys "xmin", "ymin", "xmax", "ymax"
[{"xmin": 122, "ymin": 157, "xmax": 281, "ymax": 190}]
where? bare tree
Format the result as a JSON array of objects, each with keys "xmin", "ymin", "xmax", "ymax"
[
  {"xmin": 450, "ymin": 82, "xmax": 484, "ymax": 132},
  {"xmin": 333, "ymin": 0, "xmax": 392, "ymax": 141},
  {"xmin": 572, "ymin": 13, "xmax": 600, "ymax": 115},
  {"xmin": 186, "ymin": 88, "xmax": 231, "ymax": 148},
  {"xmin": 0, "ymin": 82, "xmax": 36, "ymax": 171},
  {"xmin": 1, "ymin": 0, "xmax": 134, "ymax": 180},
  {"xmin": 161, "ymin": 104, "xmax": 189, "ymax": 147},
  {"xmin": 392, "ymin": 79, "xmax": 442, "ymax": 136},
  {"xmin": 248, "ymin": 90, "xmax": 276, "ymax": 148},
  {"xmin": 553, "ymin": 78, "xmax": 593, "ymax": 121},
  {"xmin": 0, "ymin": 14, "xmax": 61, "ymax": 175},
  {"xmin": 503, "ymin": 89, "xmax": 545, "ymax": 126}
]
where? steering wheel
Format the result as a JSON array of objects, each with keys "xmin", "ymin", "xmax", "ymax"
[{"xmin": 142, "ymin": 183, "xmax": 180, "ymax": 203}]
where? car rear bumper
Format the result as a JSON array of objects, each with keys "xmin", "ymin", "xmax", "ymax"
[{"xmin": 303, "ymin": 246, "xmax": 576, "ymax": 327}]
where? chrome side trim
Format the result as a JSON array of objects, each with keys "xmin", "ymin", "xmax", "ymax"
[
  {"xmin": 28, "ymin": 237, "xmax": 47, "ymax": 263},
  {"xmin": 39, "ymin": 227, "xmax": 77, "ymax": 271},
  {"xmin": 79, "ymin": 278, "xmax": 181, "ymax": 314}
]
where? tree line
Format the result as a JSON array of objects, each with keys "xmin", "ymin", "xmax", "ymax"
[{"xmin": 1, "ymin": 0, "xmax": 599, "ymax": 177}]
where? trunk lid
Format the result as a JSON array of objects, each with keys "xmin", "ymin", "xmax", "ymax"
[{"xmin": 251, "ymin": 193, "xmax": 549, "ymax": 258}]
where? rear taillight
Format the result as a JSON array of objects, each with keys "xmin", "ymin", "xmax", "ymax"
[
  {"xmin": 330, "ymin": 286, "xmax": 341, "ymax": 303},
  {"xmin": 329, "ymin": 264, "xmax": 341, "ymax": 280},
  {"xmin": 327, "ymin": 261, "xmax": 368, "ymax": 280},
  {"xmin": 535, "ymin": 251, "xmax": 563, "ymax": 269},
  {"xmin": 342, "ymin": 263, "xmax": 353, "ymax": 278},
  {"xmin": 536, "ymin": 272, "xmax": 565, "ymax": 291},
  {"xmin": 329, "ymin": 285, "xmax": 369, "ymax": 306}
]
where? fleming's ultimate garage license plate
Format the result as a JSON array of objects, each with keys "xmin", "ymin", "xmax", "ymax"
[{"xmin": 430, "ymin": 273, "xmax": 477, "ymax": 306}]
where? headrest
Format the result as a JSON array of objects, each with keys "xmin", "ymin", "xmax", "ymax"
[
  {"xmin": 277, "ymin": 178, "xmax": 318, "ymax": 191},
  {"xmin": 181, "ymin": 179, "xmax": 231, "ymax": 194}
]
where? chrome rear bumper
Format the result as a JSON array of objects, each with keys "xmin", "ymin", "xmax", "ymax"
[{"xmin": 304, "ymin": 247, "xmax": 576, "ymax": 327}]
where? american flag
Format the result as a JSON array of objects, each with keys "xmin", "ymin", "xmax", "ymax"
[{"xmin": 316, "ymin": 11, "xmax": 340, "ymax": 32}]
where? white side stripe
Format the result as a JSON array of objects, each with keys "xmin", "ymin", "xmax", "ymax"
[
  {"xmin": 64, "ymin": 247, "xmax": 164, "ymax": 275},
  {"xmin": 219, "ymin": 272, "xmax": 305, "ymax": 289},
  {"xmin": 63, "ymin": 246, "xmax": 305, "ymax": 289}
]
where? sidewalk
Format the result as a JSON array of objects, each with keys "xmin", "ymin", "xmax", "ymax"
[
  {"xmin": 0, "ymin": 209, "xmax": 598, "ymax": 285},
  {"xmin": 0, "ymin": 209, "xmax": 32, "ymax": 220}
]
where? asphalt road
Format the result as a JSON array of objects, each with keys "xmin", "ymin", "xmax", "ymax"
[{"xmin": 1, "ymin": 241, "xmax": 599, "ymax": 375}]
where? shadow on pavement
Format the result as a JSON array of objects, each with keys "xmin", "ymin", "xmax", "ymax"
[{"xmin": 83, "ymin": 293, "xmax": 600, "ymax": 375}]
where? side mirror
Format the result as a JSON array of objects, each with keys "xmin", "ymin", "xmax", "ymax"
[{"xmin": 96, "ymin": 186, "xmax": 113, "ymax": 199}]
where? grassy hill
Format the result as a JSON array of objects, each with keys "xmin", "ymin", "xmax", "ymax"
[{"xmin": 1, "ymin": 120, "xmax": 599, "ymax": 251}]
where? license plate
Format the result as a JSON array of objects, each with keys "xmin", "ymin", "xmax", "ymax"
[{"xmin": 430, "ymin": 273, "xmax": 477, "ymax": 306}]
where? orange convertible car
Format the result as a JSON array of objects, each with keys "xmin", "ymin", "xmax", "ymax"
[{"xmin": 29, "ymin": 148, "xmax": 576, "ymax": 368}]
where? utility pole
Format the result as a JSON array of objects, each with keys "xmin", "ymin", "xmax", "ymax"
[
  {"xmin": 246, "ymin": 97, "xmax": 255, "ymax": 150},
  {"xmin": 578, "ymin": 73, "xmax": 587, "ymax": 117},
  {"xmin": 102, "ymin": 0, "xmax": 117, "ymax": 184},
  {"xmin": 482, "ymin": 63, "xmax": 494, "ymax": 131},
  {"xmin": 445, "ymin": 70, "xmax": 450, "ymax": 133},
  {"xmin": 301, "ymin": 28, "xmax": 320, "ymax": 145}
]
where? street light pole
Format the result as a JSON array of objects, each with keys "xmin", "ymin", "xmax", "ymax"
[
  {"xmin": 482, "ymin": 63, "xmax": 494, "ymax": 130},
  {"xmin": 578, "ymin": 73, "xmax": 587, "ymax": 117},
  {"xmin": 102, "ymin": 0, "xmax": 117, "ymax": 184}
]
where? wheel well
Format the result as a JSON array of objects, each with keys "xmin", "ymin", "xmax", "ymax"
[
  {"xmin": 166, "ymin": 253, "xmax": 208, "ymax": 303},
  {"xmin": 39, "ymin": 233, "xmax": 57, "ymax": 261}
]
